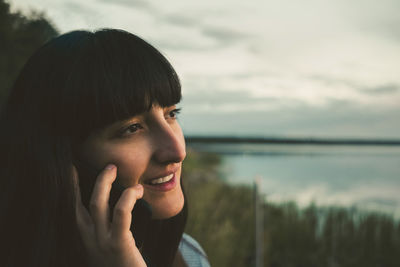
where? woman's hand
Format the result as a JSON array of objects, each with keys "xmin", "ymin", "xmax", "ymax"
[{"xmin": 73, "ymin": 164, "xmax": 147, "ymax": 267}]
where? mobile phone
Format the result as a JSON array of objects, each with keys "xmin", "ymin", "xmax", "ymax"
[{"xmin": 73, "ymin": 157, "xmax": 152, "ymax": 249}]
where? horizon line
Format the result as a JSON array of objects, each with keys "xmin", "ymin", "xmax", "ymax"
[{"xmin": 184, "ymin": 135, "xmax": 400, "ymax": 146}]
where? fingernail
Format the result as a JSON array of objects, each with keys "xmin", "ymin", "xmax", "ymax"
[
  {"xmin": 136, "ymin": 184, "xmax": 144, "ymax": 193},
  {"xmin": 105, "ymin": 164, "xmax": 115, "ymax": 170},
  {"xmin": 135, "ymin": 184, "xmax": 143, "ymax": 190}
]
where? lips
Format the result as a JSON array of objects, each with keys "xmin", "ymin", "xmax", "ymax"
[
  {"xmin": 146, "ymin": 173, "xmax": 174, "ymax": 185},
  {"xmin": 141, "ymin": 165, "xmax": 180, "ymax": 191},
  {"xmin": 143, "ymin": 172, "xmax": 177, "ymax": 192}
]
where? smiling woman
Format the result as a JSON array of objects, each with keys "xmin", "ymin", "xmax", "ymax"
[{"xmin": 0, "ymin": 29, "xmax": 210, "ymax": 267}]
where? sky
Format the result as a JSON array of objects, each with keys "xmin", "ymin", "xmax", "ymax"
[{"xmin": 9, "ymin": 0, "xmax": 400, "ymax": 138}]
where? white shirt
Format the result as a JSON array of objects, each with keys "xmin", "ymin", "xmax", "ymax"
[{"xmin": 178, "ymin": 233, "xmax": 211, "ymax": 267}]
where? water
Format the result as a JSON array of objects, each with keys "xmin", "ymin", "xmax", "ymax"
[{"xmin": 188, "ymin": 143, "xmax": 400, "ymax": 218}]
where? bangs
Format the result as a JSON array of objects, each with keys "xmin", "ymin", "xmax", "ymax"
[{"xmin": 62, "ymin": 29, "xmax": 181, "ymax": 141}]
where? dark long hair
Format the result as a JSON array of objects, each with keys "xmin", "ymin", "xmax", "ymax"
[{"xmin": 0, "ymin": 29, "xmax": 187, "ymax": 267}]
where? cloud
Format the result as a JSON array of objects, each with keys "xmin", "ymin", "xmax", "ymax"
[
  {"xmin": 96, "ymin": 0, "xmax": 152, "ymax": 10},
  {"xmin": 180, "ymin": 98, "xmax": 400, "ymax": 138},
  {"xmin": 201, "ymin": 26, "xmax": 249, "ymax": 45},
  {"xmin": 182, "ymin": 92, "xmax": 280, "ymax": 114},
  {"xmin": 339, "ymin": 0, "xmax": 400, "ymax": 42},
  {"xmin": 361, "ymin": 84, "xmax": 400, "ymax": 95},
  {"xmin": 309, "ymin": 75, "xmax": 360, "ymax": 89},
  {"xmin": 159, "ymin": 15, "xmax": 250, "ymax": 50},
  {"xmin": 9, "ymin": 0, "xmax": 400, "ymax": 139},
  {"xmin": 61, "ymin": 1, "xmax": 104, "ymax": 21},
  {"xmin": 163, "ymin": 14, "xmax": 198, "ymax": 27}
]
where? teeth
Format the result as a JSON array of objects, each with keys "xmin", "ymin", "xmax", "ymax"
[{"xmin": 150, "ymin": 174, "xmax": 174, "ymax": 185}]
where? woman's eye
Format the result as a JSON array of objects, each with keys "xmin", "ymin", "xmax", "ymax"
[
  {"xmin": 120, "ymin": 123, "xmax": 143, "ymax": 136},
  {"xmin": 168, "ymin": 108, "xmax": 181, "ymax": 119}
]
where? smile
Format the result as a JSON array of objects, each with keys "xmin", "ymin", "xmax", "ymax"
[
  {"xmin": 143, "ymin": 172, "xmax": 177, "ymax": 192},
  {"xmin": 148, "ymin": 173, "xmax": 174, "ymax": 185}
]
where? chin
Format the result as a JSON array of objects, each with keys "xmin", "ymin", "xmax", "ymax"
[{"xmin": 144, "ymin": 187, "xmax": 185, "ymax": 220}]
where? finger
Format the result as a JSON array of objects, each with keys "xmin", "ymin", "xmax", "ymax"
[
  {"xmin": 111, "ymin": 184, "xmax": 144, "ymax": 241},
  {"xmin": 72, "ymin": 165, "xmax": 94, "ymax": 245},
  {"xmin": 89, "ymin": 164, "xmax": 117, "ymax": 238},
  {"xmin": 72, "ymin": 165, "xmax": 92, "ymax": 225}
]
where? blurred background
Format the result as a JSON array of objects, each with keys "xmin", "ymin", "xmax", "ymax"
[{"xmin": 1, "ymin": 0, "xmax": 399, "ymax": 266}]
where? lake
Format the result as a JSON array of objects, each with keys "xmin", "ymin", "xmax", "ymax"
[{"xmin": 187, "ymin": 142, "xmax": 400, "ymax": 218}]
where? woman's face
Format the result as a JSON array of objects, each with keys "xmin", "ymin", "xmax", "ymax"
[{"xmin": 79, "ymin": 104, "xmax": 186, "ymax": 219}]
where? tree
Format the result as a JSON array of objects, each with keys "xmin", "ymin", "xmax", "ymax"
[{"xmin": 0, "ymin": 0, "xmax": 58, "ymax": 106}]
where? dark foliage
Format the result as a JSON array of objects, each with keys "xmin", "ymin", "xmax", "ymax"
[
  {"xmin": 0, "ymin": 0, "xmax": 58, "ymax": 106},
  {"xmin": 183, "ymin": 148, "xmax": 400, "ymax": 267}
]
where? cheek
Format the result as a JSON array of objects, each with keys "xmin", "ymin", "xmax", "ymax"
[
  {"xmin": 115, "ymin": 150, "xmax": 150, "ymax": 187},
  {"xmin": 84, "ymin": 142, "xmax": 151, "ymax": 187}
]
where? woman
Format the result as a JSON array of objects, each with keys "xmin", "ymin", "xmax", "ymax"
[{"xmin": 0, "ymin": 29, "xmax": 210, "ymax": 267}]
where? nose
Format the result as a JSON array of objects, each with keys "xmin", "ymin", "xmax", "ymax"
[{"xmin": 152, "ymin": 124, "xmax": 186, "ymax": 164}]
